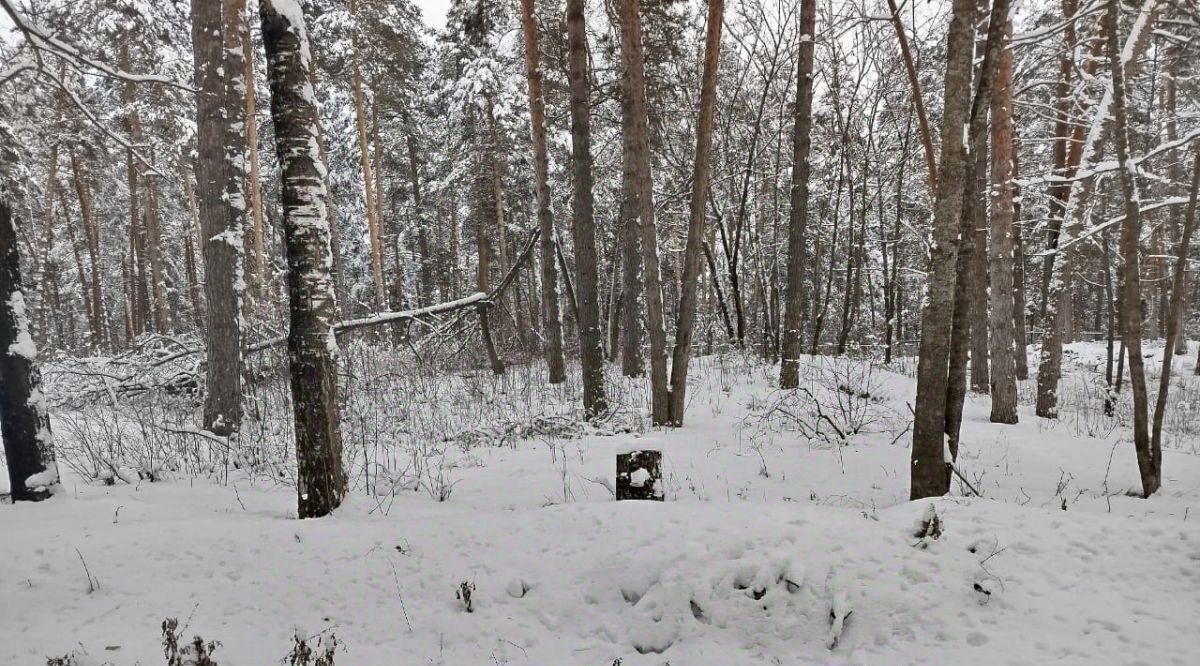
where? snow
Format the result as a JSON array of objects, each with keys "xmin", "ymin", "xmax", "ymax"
[
  {"xmin": 629, "ymin": 467, "xmax": 651, "ymax": 487},
  {"xmin": 3, "ymin": 346, "xmax": 1200, "ymax": 664},
  {"xmin": 6, "ymin": 289, "xmax": 37, "ymax": 360}
]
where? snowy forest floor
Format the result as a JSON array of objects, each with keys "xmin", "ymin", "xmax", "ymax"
[{"xmin": 3, "ymin": 341, "xmax": 1200, "ymax": 665}]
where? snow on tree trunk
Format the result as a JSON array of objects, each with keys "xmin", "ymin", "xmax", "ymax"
[
  {"xmin": 258, "ymin": 0, "xmax": 347, "ymax": 519},
  {"xmin": 616, "ymin": 449, "xmax": 663, "ymax": 501},
  {"xmin": 1104, "ymin": 0, "xmax": 1156, "ymax": 498},
  {"xmin": 565, "ymin": 0, "xmax": 608, "ymax": 419},
  {"xmin": 192, "ymin": 0, "xmax": 244, "ymax": 437},
  {"xmin": 1035, "ymin": 0, "xmax": 1159, "ymax": 418},
  {"xmin": 910, "ymin": 0, "xmax": 975, "ymax": 500},
  {"xmin": 0, "ymin": 198, "xmax": 58, "ymax": 502},
  {"xmin": 780, "ymin": 0, "xmax": 817, "ymax": 391}
]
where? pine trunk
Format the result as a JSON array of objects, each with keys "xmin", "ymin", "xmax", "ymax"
[{"xmin": 565, "ymin": 0, "xmax": 608, "ymax": 418}]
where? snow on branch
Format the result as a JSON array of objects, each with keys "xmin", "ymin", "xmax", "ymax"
[{"xmin": 0, "ymin": 0, "xmax": 194, "ymax": 92}]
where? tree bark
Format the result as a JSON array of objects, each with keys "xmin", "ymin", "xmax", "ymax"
[
  {"xmin": 619, "ymin": 0, "xmax": 669, "ymax": 424},
  {"xmin": 349, "ymin": 0, "xmax": 384, "ymax": 310},
  {"xmin": 666, "ymin": 0, "xmax": 724, "ymax": 425},
  {"xmin": 69, "ymin": 152, "xmax": 106, "ymax": 350},
  {"xmin": 192, "ymin": 0, "xmax": 245, "ymax": 436},
  {"xmin": 910, "ymin": 0, "xmax": 974, "ymax": 500},
  {"xmin": 615, "ymin": 1, "xmax": 644, "ymax": 378},
  {"xmin": 259, "ymin": 0, "xmax": 347, "ymax": 519},
  {"xmin": 780, "ymin": 0, "xmax": 817, "ymax": 389},
  {"xmin": 1035, "ymin": 0, "xmax": 1159, "ymax": 418},
  {"xmin": 0, "ymin": 198, "xmax": 58, "ymax": 501},
  {"xmin": 988, "ymin": 20, "xmax": 1018, "ymax": 424},
  {"xmin": 565, "ymin": 0, "xmax": 608, "ymax": 418},
  {"xmin": 1104, "ymin": 0, "xmax": 1156, "ymax": 497}
]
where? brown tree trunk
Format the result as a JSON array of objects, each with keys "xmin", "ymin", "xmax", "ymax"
[
  {"xmin": 193, "ymin": 0, "xmax": 244, "ymax": 436},
  {"xmin": 565, "ymin": 0, "xmax": 608, "ymax": 418},
  {"xmin": 1151, "ymin": 146, "xmax": 1199, "ymax": 485},
  {"xmin": 885, "ymin": 0, "xmax": 937, "ymax": 191},
  {"xmin": 1036, "ymin": 0, "xmax": 1158, "ymax": 417},
  {"xmin": 619, "ymin": 0, "xmax": 669, "ymax": 423},
  {"xmin": 259, "ymin": 0, "xmax": 347, "ymax": 519},
  {"xmin": 780, "ymin": 0, "xmax": 817, "ymax": 388},
  {"xmin": 615, "ymin": 2, "xmax": 644, "ymax": 378},
  {"xmin": 667, "ymin": 0, "xmax": 724, "ymax": 425},
  {"xmin": 70, "ymin": 152, "xmax": 106, "ymax": 350},
  {"xmin": 1012, "ymin": 149, "xmax": 1029, "ymax": 379},
  {"xmin": 243, "ymin": 11, "xmax": 266, "ymax": 307},
  {"xmin": 350, "ymin": 0, "xmax": 384, "ymax": 309},
  {"xmin": 910, "ymin": 0, "xmax": 974, "ymax": 500},
  {"xmin": 1104, "ymin": 0, "xmax": 1155, "ymax": 497},
  {"xmin": 988, "ymin": 20, "xmax": 1018, "ymax": 424}
]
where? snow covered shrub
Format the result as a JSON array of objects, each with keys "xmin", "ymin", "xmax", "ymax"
[
  {"xmin": 161, "ymin": 618, "xmax": 219, "ymax": 666},
  {"xmin": 287, "ymin": 631, "xmax": 340, "ymax": 666},
  {"xmin": 457, "ymin": 580, "xmax": 476, "ymax": 612}
]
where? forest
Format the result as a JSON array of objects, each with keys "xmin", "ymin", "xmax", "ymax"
[{"xmin": 1, "ymin": 0, "xmax": 1198, "ymax": 663}]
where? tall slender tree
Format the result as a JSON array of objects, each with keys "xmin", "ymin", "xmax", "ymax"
[
  {"xmin": 910, "ymin": 0, "xmax": 975, "ymax": 500},
  {"xmin": 780, "ymin": 0, "xmax": 817, "ymax": 390},
  {"xmin": 259, "ymin": 0, "xmax": 347, "ymax": 518},
  {"xmin": 565, "ymin": 0, "xmax": 607, "ymax": 418}
]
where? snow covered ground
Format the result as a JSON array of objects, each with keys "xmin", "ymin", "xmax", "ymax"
[{"xmin": 3, "ymin": 343, "xmax": 1199, "ymax": 665}]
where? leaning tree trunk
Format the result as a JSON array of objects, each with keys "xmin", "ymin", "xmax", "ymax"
[
  {"xmin": 667, "ymin": 0, "xmax": 724, "ymax": 426},
  {"xmin": 780, "ymin": 0, "xmax": 816, "ymax": 389},
  {"xmin": 192, "ymin": 0, "xmax": 244, "ymax": 436},
  {"xmin": 1104, "ymin": 0, "xmax": 1156, "ymax": 498},
  {"xmin": 0, "ymin": 199, "xmax": 58, "ymax": 502},
  {"xmin": 987, "ymin": 20, "xmax": 1019, "ymax": 425},
  {"xmin": 619, "ymin": 0, "xmax": 670, "ymax": 424},
  {"xmin": 910, "ymin": 0, "xmax": 975, "ymax": 500},
  {"xmin": 519, "ymin": 0, "xmax": 566, "ymax": 384},
  {"xmin": 259, "ymin": 0, "xmax": 347, "ymax": 519},
  {"xmin": 1035, "ymin": 0, "xmax": 1159, "ymax": 418},
  {"xmin": 1150, "ymin": 146, "xmax": 1199, "ymax": 486},
  {"xmin": 565, "ymin": 0, "xmax": 608, "ymax": 419}
]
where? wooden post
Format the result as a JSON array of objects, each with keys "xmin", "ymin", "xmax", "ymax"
[{"xmin": 616, "ymin": 449, "xmax": 663, "ymax": 501}]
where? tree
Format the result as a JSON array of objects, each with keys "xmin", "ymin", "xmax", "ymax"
[
  {"xmin": 988, "ymin": 18, "xmax": 1018, "ymax": 425},
  {"xmin": 780, "ymin": 0, "xmax": 817, "ymax": 390},
  {"xmin": 565, "ymin": 0, "xmax": 608, "ymax": 418},
  {"xmin": 910, "ymin": 0, "xmax": 975, "ymax": 500},
  {"xmin": 192, "ymin": 0, "xmax": 245, "ymax": 437},
  {"xmin": 1104, "ymin": 0, "xmax": 1153, "ymax": 498},
  {"xmin": 666, "ymin": 0, "xmax": 724, "ymax": 425},
  {"xmin": 618, "ymin": 0, "xmax": 670, "ymax": 424},
  {"xmin": 0, "ymin": 197, "xmax": 58, "ymax": 502},
  {"xmin": 258, "ymin": 0, "xmax": 347, "ymax": 518},
  {"xmin": 518, "ymin": 0, "xmax": 566, "ymax": 384}
]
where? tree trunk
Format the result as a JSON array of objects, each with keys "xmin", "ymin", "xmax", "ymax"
[
  {"xmin": 615, "ymin": 6, "xmax": 644, "ymax": 378},
  {"xmin": 1012, "ymin": 149, "xmax": 1029, "ymax": 379},
  {"xmin": 910, "ymin": 0, "xmax": 974, "ymax": 500},
  {"xmin": 259, "ymin": 0, "xmax": 347, "ymax": 519},
  {"xmin": 565, "ymin": 0, "xmax": 608, "ymax": 418},
  {"xmin": 780, "ymin": 0, "xmax": 817, "ymax": 389},
  {"xmin": 988, "ymin": 20, "xmax": 1018, "ymax": 424},
  {"xmin": 70, "ymin": 152, "xmax": 106, "ymax": 350},
  {"xmin": 1035, "ymin": 0, "xmax": 1158, "ymax": 418},
  {"xmin": 243, "ymin": 10, "xmax": 267, "ymax": 308},
  {"xmin": 193, "ymin": 0, "xmax": 245, "ymax": 436},
  {"xmin": 0, "ymin": 199, "xmax": 58, "ymax": 501},
  {"xmin": 619, "ymin": 0, "xmax": 670, "ymax": 424},
  {"xmin": 349, "ymin": 0, "xmax": 384, "ymax": 310},
  {"xmin": 1104, "ymin": 0, "xmax": 1155, "ymax": 497},
  {"xmin": 667, "ymin": 0, "xmax": 724, "ymax": 425},
  {"xmin": 1150, "ymin": 146, "xmax": 1199, "ymax": 485}
]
